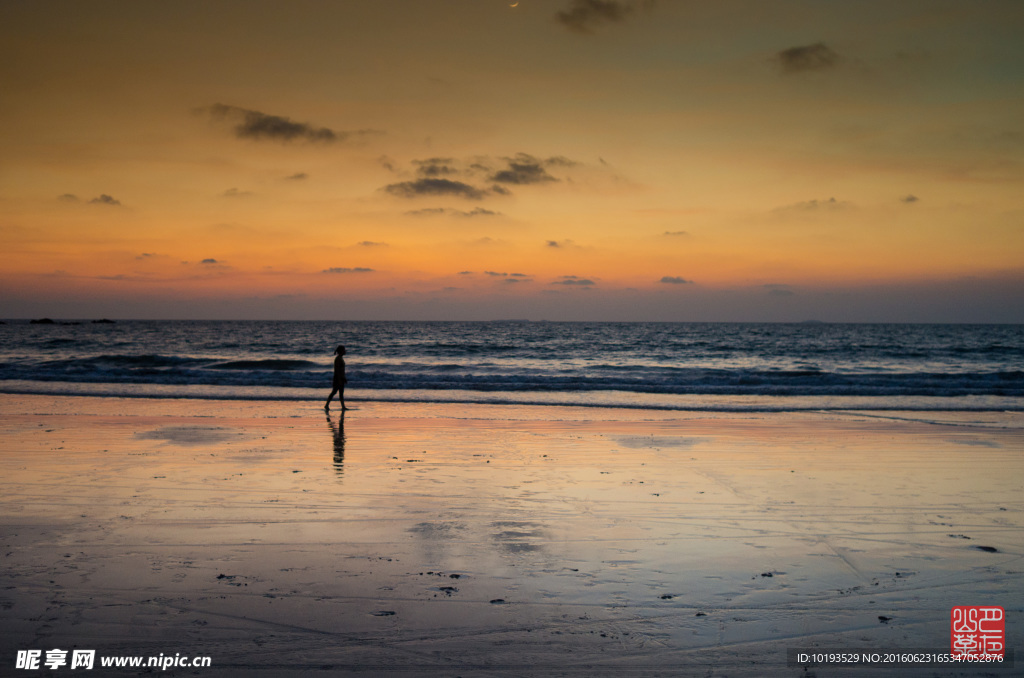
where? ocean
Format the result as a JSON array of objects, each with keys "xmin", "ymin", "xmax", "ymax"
[{"xmin": 1, "ymin": 320, "xmax": 1022, "ymax": 412}]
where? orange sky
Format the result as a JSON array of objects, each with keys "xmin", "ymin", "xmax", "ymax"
[{"xmin": 2, "ymin": 1, "xmax": 1023, "ymax": 321}]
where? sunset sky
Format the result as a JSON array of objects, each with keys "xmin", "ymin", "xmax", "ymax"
[{"xmin": 2, "ymin": 0, "xmax": 1023, "ymax": 321}]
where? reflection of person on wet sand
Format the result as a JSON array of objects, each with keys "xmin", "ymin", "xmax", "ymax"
[
  {"xmin": 324, "ymin": 345, "xmax": 347, "ymax": 412},
  {"xmin": 326, "ymin": 413, "xmax": 345, "ymax": 476}
]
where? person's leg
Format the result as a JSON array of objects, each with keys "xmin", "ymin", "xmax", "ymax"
[
  {"xmin": 340, "ymin": 384, "xmax": 348, "ymax": 411},
  {"xmin": 325, "ymin": 387, "xmax": 338, "ymax": 410}
]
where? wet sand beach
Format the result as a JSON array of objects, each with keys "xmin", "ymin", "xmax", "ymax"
[{"xmin": 1, "ymin": 395, "xmax": 1022, "ymax": 676}]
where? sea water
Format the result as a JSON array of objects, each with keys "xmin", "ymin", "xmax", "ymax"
[{"xmin": 0, "ymin": 320, "xmax": 1021, "ymax": 411}]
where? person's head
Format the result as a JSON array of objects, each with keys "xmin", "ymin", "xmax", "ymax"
[{"xmin": 334, "ymin": 345, "xmax": 346, "ymax": 355}]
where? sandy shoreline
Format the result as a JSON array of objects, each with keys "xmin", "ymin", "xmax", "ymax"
[{"xmin": 2, "ymin": 395, "xmax": 1022, "ymax": 676}]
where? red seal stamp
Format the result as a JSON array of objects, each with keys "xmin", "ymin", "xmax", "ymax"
[{"xmin": 951, "ymin": 606, "xmax": 1004, "ymax": 658}]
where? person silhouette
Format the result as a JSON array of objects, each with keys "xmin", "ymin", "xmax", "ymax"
[{"xmin": 324, "ymin": 345, "xmax": 348, "ymax": 412}]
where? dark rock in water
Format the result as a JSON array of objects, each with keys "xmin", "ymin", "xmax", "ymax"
[
  {"xmin": 371, "ymin": 610, "xmax": 395, "ymax": 616},
  {"xmin": 659, "ymin": 594, "xmax": 674, "ymax": 600},
  {"xmin": 30, "ymin": 318, "xmax": 56, "ymax": 324},
  {"xmin": 92, "ymin": 318, "xmax": 116, "ymax": 324},
  {"xmin": 878, "ymin": 615, "xmax": 892, "ymax": 623},
  {"xmin": 975, "ymin": 545, "xmax": 998, "ymax": 553},
  {"xmin": 489, "ymin": 599, "xmax": 505, "ymax": 604}
]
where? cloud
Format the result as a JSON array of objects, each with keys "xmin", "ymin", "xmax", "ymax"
[
  {"xmin": 284, "ymin": 172, "xmax": 308, "ymax": 181},
  {"xmin": 385, "ymin": 178, "xmax": 489, "ymax": 200},
  {"xmin": 462, "ymin": 207, "xmax": 499, "ymax": 217},
  {"xmin": 552, "ymin": 276, "xmax": 596, "ymax": 286},
  {"xmin": 384, "ymin": 153, "xmax": 580, "ymax": 199},
  {"xmin": 201, "ymin": 258, "xmax": 220, "ymax": 264},
  {"xmin": 481, "ymin": 271, "xmax": 531, "ymax": 280},
  {"xmin": 900, "ymin": 194, "xmax": 920, "ymax": 203},
  {"xmin": 546, "ymin": 239, "xmax": 579, "ymax": 248},
  {"xmin": 663, "ymin": 230, "xmax": 688, "ymax": 236},
  {"xmin": 458, "ymin": 271, "xmax": 474, "ymax": 275},
  {"xmin": 357, "ymin": 241, "xmax": 387, "ymax": 247},
  {"xmin": 405, "ymin": 206, "xmax": 500, "ymax": 217},
  {"xmin": 545, "ymin": 155, "xmax": 580, "ymax": 168},
  {"xmin": 490, "ymin": 154, "xmax": 559, "ymax": 185},
  {"xmin": 57, "ymin": 193, "xmax": 80, "ymax": 203},
  {"xmin": 774, "ymin": 43, "xmax": 840, "ymax": 74},
  {"xmin": 322, "ymin": 267, "xmax": 375, "ymax": 274},
  {"xmin": 413, "ymin": 158, "xmax": 458, "ymax": 177},
  {"xmin": 555, "ymin": 0, "xmax": 652, "ymax": 34},
  {"xmin": 89, "ymin": 194, "xmax": 121, "ymax": 206},
  {"xmin": 204, "ymin": 103, "xmax": 379, "ymax": 144},
  {"xmin": 222, "ymin": 188, "xmax": 252, "ymax": 197},
  {"xmin": 774, "ymin": 197, "xmax": 852, "ymax": 212},
  {"xmin": 503, "ymin": 277, "xmax": 533, "ymax": 284},
  {"xmin": 764, "ymin": 284, "xmax": 796, "ymax": 297},
  {"xmin": 659, "ymin": 276, "xmax": 692, "ymax": 284}
]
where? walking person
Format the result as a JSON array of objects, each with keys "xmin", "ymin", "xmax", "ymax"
[{"xmin": 324, "ymin": 345, "xmax": 348, "ymax": 412}]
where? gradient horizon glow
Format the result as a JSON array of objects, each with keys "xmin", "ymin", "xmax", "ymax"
[{"xmin": 2, "ymin": 1, "xmax": 1023, "ymax": 322}]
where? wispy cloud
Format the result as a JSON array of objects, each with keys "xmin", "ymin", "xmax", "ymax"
[
  {"xmin": 552, "ymin": 275, "xmax": 596, "ymax": 286},
  {"xmin": 284, "ymin": 172, "xmax": 308, "ymax": 181},
  {"xmin": 546, "ymin": 239, "xmax": 582, "ymax": 249},
  {"xmin": 203, "ymin": 103, "xmax": 380, "ymax": 143},
  {"xmin": 383, "ymin": 153, "xmax": 581, "ymax": 200},
  {"xmin": 555, "ymin": 0, "xmax": 653, "ymax": 34},
  {"xmin": 900, "ymin": 194, "xmax": 920, "ymax": 204},
  {"xmin": 764, "ymin": 284, "xmax": 796, "ymax": 297},
  {"xmin": 357, "ymin": 241, "xmax": 388, "ymax": 247},
  {"xmin": 322, "ymin": 267, "xmax": 375, "ymax": 274},
  {"xmin": 385, "ymin": 178, "xmax": 489, "ymax": 200},
  {"xmin": 773, "ymin": 197, "xmax": 853, "ymax": 212},
  {"xmin": 663, "ymin": 230, "xmax": 688, "ymax": 236},
  {"xmin": 413, "ymin": 157, "xmax": 459, "ymax": 177},
  {"xmin": 222, "ymin": 188, "xmax": 252, "ymax": 198},
  {"xmin": 490, "ymin": 154, "xmax": 559, "ymax": 185},
  {"xmin": 405, "ymin": 206, "xmax": 500, "ymax": 217},
  {"xmin": 658, "ymin": 276, "xmax": 692, "ymax": 284},
  {"xmin": 71, "ymin": 194, "xmax": 122, "ymax": 206},
  {"xmin": 774, "ymin": 43, "xmax": 840, "ymax": 74}
]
